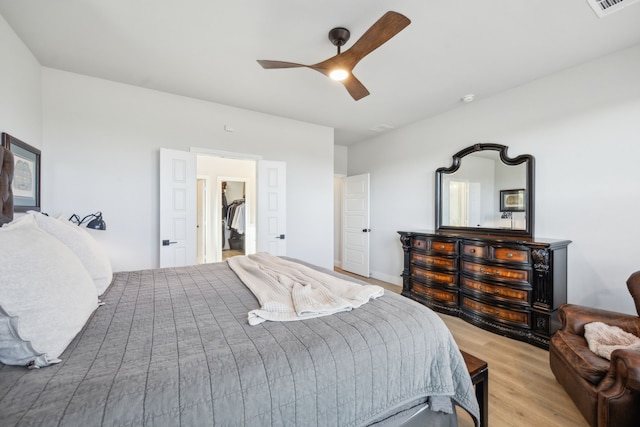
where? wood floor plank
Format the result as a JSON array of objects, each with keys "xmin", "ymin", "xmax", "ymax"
[{"xmin": 335, "ymin": 269, "xmax": 589, "ymax": 427}]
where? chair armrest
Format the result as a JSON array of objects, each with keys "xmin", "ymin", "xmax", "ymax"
[
  {"xmin": 598, "ymin": 349, "xmax": 640, "ymax": 398},
  {"xmin": 558, "ymin": 304, "xmax": 640, "ymax": 336},
  {"xmin": 597, "ymin": 349, "xmax": 640, "ymax": 427}
]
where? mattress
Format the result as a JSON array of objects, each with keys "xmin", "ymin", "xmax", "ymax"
[{"xmin": 0, "ymin": 260, "xmax": 479, "ymax": 426}]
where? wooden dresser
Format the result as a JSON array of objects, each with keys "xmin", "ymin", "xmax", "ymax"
[{"xmin": 399, "ymin": 230, "xmax": 571, "ymax": 349}]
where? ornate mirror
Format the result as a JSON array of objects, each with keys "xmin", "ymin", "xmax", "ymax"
[{"xmin": 435, "ymin": 143, "xmax": 535, "ymax": 237}]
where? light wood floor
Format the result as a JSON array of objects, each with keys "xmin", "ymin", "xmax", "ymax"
[
  {"xmin": 335, "ymin": 268, "xmax": 588, "ymax": 427},
  {"xmin": 222, "ymin": 249, "xmax": 244, "ymax": 260}
]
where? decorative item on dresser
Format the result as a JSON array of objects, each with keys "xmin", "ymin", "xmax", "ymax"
[{"xmin": 399, "ymin": 144, "xmax": 571, "ymax": 349}]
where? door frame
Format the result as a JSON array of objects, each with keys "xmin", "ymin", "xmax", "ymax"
[{"xmin": 196, "ymin": 175, "xmax": 211, "ymax": 263}]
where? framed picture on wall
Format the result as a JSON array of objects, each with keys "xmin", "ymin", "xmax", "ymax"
[
  {"xmin": 499, "ymin": 188, "xmax": 525, "ymax": 212},
  {"xmin": 1, "ymin": 133, "xmax": 41, "ymax": 212}
]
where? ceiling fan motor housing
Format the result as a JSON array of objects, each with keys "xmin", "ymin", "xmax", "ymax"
[{"xmin": 328, "ymin": 27, "xmax": 351, "ymax": 48}]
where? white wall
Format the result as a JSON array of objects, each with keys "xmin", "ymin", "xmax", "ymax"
[
  {"xmin": 0, "ymin": 14, "xmax": 41, "ymax": 150},
  {"xmin": 333, "ymin": 145, "xmax": 348, "ymax": 267},
  {"xmin": 348, "ymin": 43, "xmax": 640, "ymax": 315},
  {"xmin": 334, "ymin": 144, "xmax": 348, "ymax": 176},
  {"xmin": 41, "ymin": 68, "xmax": 335, "ymax": 272}
]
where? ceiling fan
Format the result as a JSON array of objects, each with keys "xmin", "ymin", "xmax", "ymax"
[{"xmin": 257, "ymin": 11, "xmax": 411, "ymax": 101}]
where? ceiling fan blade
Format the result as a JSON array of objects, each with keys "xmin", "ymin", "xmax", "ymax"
[
  {"xmin": 342, "ymin": 74, "xmax": 370, "ymax": 101},
  {"xmin": 341, "ymin": 11, "xmax": 411, "ymax": 68},
  {"xmin": 257, "ymin": 60, "xmax": 307, "ymax": 69}
]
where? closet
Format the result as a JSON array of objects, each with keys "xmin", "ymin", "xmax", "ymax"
[{"xmin": 221, "ymin": 181, "xmax": 245, "ymax": 257}]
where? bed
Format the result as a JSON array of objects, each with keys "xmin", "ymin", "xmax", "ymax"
[
  {"xmin": 1, "ymin": 259, "xmax": 480, "ymax": 426},
  {"xmin": 0, "ymin": 164, "xmax": 479, "ymax": 427}
]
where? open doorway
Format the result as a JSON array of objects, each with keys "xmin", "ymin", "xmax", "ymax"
[{"xmin": 196, "ymin": 155, "xmax": 256, "ymax": 263}]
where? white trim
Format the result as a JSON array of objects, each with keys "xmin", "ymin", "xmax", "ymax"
[
  {"xmin": 370, "ymin": 270, "xmax": 403, "ymax": 287},
  {"xmin": 197, "ymin": 174, "xmax": 212, "ymax": 263}
]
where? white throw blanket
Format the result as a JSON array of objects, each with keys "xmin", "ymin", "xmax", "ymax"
[
  {"xmin": 227, "ymin": 253, "xmax": 384, "ymax": 325},
  {"xmin": 584, "ymin": 321, "xmax": 640, "ymax": 360}
]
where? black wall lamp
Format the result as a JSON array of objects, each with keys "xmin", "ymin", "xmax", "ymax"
[{"xmin": 69, "ymin": 211, "xmax": 106, "ymax": 230}]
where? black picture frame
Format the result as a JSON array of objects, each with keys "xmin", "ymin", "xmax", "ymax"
[
  {"xmin": 1, "ymin": 133, "xmax": 41, "ymax": 212},
  {"xmin": 499, "ymin": 188, "xmax": 525, "ymax": 212}
]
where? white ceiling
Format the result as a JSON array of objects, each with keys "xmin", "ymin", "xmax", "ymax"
[{"xmin": 1, "ymin": 0, "xmax": 640, "ymax": 146}]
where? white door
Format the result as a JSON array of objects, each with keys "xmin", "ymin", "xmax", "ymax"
[
  {"xmin": 342, "ymin": 173, "xmax": 370, "ymax": 277},
  {"xmin": 196, "ymin": 178, "xmax": 207, "ymax": 264},
  {"xmin": 257, "ymin": 160, "xmax": 286, "ymax": 255},
  {"xmin": 159, "ymin": 148, "xmax": 197, "ymax": 268}
]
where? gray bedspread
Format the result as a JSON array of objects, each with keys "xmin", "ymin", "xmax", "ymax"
[{"xmin": 0, "ymin": 261, "xmax": 479, "ymax": 426}]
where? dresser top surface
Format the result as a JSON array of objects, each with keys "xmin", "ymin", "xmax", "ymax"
[{"xmin": 398, "ymin": 229, "xmax": 571, "ymax": 248}]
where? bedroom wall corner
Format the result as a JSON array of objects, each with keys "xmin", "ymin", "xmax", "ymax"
[
  {"xmin": 0, "ymin": 13, "xmax": 42, "ymax": 151},
  {"xmin": 333, "ymin": 144, "xmax": 348, "ymax": 267}
]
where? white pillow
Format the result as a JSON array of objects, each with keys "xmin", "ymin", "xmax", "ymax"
[
  {"xmin": 0, "ymin": 215, "xmax": 98, "ymax": 367},
  {"xmin": 25, "ymin": 211, "xmax": 113, "ymax": 295}
]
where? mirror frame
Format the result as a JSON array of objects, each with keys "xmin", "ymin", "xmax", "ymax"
[{"xmin": 435, "ymin": 143, "xmax": 535, "ymax": 238}]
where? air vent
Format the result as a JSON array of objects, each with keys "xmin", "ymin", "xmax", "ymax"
[
  {"xmin": 369, "ymin": 124, "xmax": 394, "ymax": 133},
  {"xmin": 586, "ymin": 0, "xmax": 640, "ymax": 18}
]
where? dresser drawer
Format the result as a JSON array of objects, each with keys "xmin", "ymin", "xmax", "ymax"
[
  {"xmin": 462, "ymin": 297, "xmax": 530, "ymax": 328},
  {"xmin": 462, "ymin": 243, "xmax": 487, "ymax": 259},
  {"xmin": 412, "ymin": 238, "xmax": 428, "ymax": 251},
  {"xmin": 462, "ymin": 260, "xmax": 529, "ymax": 283},
  {"xmin": 460, "ymin": 277, "xmax": 529, "ymax": 305},
  {"xmin": 431, "ymin": 240, "xmax": 456, "ymax": 254},
  {"xmin": 412, "ymin": 253, "xmax": 456, "ymax": 270},
  {"xmin": 493, "ymin": 247, "xmax": 529, "ymax": 263},
  {"xmin": 411, "ymin": 265, "xmax": 457, "ymax": 287},
  {"xmin": 412, "ymin": 282, "xmax": 458, "ymax": 305}
]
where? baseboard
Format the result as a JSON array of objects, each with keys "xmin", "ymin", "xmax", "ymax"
[
  {"xmin": 334, "ymin": 260, "xmax": 342, "ymax": 268},
  {"xmin": 370, "ymin": 270, "xmax": 403, "ymax": 287}
]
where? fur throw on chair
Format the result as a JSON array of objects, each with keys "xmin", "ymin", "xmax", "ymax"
[{"xmin": 584, "ymin": 321, "xmax": 640, "ymax": 360}]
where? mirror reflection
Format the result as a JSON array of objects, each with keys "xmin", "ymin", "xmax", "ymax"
[
  {"xmin": 441, "ymin": 151, "xmax": 526, "ymax": 230},
  {"xmin": 436, "ymin": 144, "xmax": 534, "ymax": 237}
]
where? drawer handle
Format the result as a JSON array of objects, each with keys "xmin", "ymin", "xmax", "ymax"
[
  {"xmin": 481, "ymin": 309, "xmax": 500, "ymax": 315},
  {"xmin": 470, "ymin": 249, "xmax": 476, "ymax": 253},
  {"xmin": 507, "ymin": 253, "xmax": 513, "ymax": 258},
  {"xmin": 478, "ymin": 285, "xmax": 501, "ymax": 295},
  {"xmin": 479, "ymin": 268, "xmax": 499, "ymax": 275},
  {"xmin": 439, "ymin": 245, "xmax": 445, "ymax": 249}
]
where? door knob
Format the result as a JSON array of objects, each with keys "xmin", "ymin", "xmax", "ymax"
[
  {"xmin": 362, "ymin": 228, "xmax": 371, "ymax": 232},
  {"xmin": 162, "ymin": 240, "xmax": 178, "ymax": 246},
  {"xmin": 275, "ymin": 234, "xmax": 285, "ymax": 239}
]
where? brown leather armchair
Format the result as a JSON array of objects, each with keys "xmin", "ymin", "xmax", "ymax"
[{"xmin": 549, "ymin": 271, "xmax": 640, "ymax": 427}]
